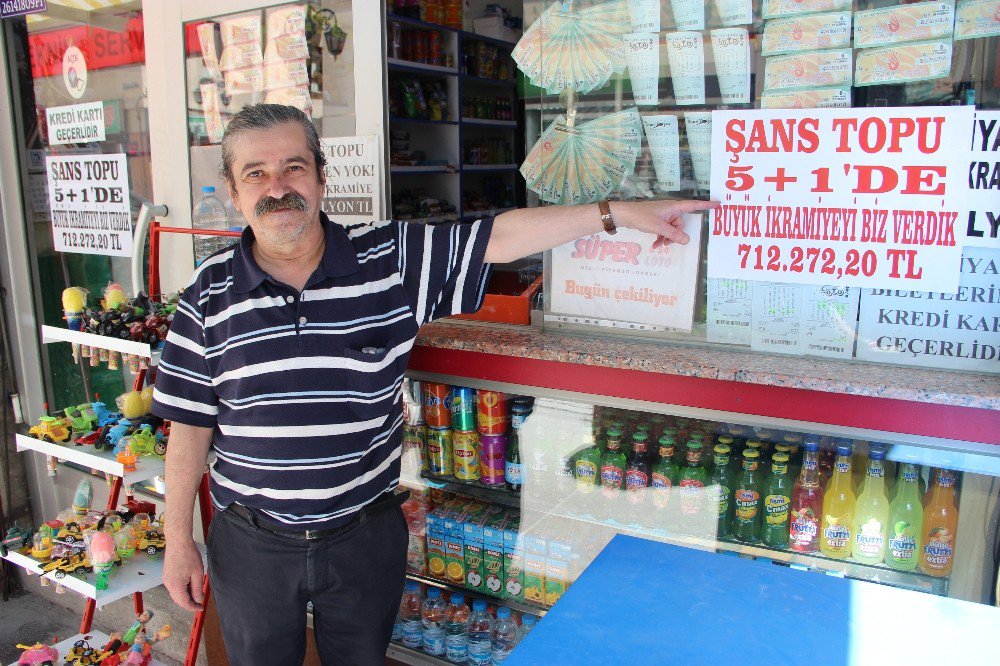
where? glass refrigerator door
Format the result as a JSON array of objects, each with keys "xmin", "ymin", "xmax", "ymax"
[
  {"xmin": 143, "ymin": 0, "xmax": 385, "ymax": 294},
  {"xmin": 398, "ymin": 377, "xmax": 1000, "ymax": 622}
]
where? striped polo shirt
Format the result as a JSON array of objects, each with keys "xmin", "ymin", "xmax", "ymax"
[{"xmin": 152, "ymin": 213, "xmax": 493, "ymax": 528}]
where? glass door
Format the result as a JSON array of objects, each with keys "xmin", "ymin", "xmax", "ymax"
[{"xmin": 143, "ymin": 0, "xmax": 386, "ymax": 293}]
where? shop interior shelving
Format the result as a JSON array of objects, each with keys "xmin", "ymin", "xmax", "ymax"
[
  {"xmin": 15, "ymin": 434, "xmax": 164, "ymax": 483},
  {"xmin": 41, "ymin": 325, "xmax": 159, "ymax": 365},
  {"xmin": 5, "ymin": 631, "xmax": 168, "ymax": 666},
  {"xmin": 385, "ymin": 12, "xmax": 523, "ymax": 224}
]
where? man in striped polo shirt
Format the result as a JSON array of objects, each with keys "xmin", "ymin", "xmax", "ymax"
[{"xmin": 153, "ymin": 104, "xmax": 714, "ymax": 664}]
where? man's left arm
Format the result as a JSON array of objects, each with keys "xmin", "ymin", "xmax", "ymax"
[{"xmin": 484, "ymin": 199, "xmax": 718, "ymax": 264}]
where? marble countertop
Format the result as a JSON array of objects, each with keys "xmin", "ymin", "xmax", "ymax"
[{"xmin": 415, "ymin": 322, "xmax": 1000, "ymax": 411}]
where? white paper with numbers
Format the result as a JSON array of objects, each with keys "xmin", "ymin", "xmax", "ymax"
[{"xmin": 47, "ymin": 153, "xmax": 132, "ymax": 257}]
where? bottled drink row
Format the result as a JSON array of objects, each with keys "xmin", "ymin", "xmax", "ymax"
[
  {"xmin": 393, "ymin": 581, "xmax": 537, "ymax": 665},
  {"xmin": 462, "ymin": 96, "xmax": 515, "ymax": 121},
  {"xmin": 463, "ymin": 139, "xmax": 514, "ymax": 166}
]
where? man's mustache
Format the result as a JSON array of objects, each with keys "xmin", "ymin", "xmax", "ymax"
[{"xmin": 255, "ymin": 192, "xmax": 308, "ymax": 217}]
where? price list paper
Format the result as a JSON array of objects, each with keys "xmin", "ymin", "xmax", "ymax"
[
  {"xmin": 46, "ymin": 153, "xmax": 132, "ymax": 257},
  {"xmin": 709, "ymin": 106, "xmax": 974, "ymax": 293}
]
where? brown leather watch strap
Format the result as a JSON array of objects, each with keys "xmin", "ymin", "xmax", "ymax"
[{"xmin": 598, "ymin": 199, "xmax": 617, "ymax": 235}]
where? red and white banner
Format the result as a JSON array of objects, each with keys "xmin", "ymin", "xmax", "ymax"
[{"xmin": 709, "ymin": 106, "xmax": 974, "ymax": 293}]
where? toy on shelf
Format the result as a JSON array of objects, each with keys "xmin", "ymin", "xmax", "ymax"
[
  {"xmin": 27, "ymin": 415, "xmax": 71, "ymax": 443},
  {"xmin": 29, "ymin": 527, "xmax": 53, "ymax": 559},
  {"xmin": 63, "ymin": 403, "xmax": 99, "ymax": 434},
  {"xmin": 88, "ymin": 530, "xmax": 117, "ymax": 590},
  {"xmin": 62, "ymin": 287, "xmax": 89, "ymax": 331},
  {"xmin": 15, "ymin": 641, "xmax": 59, "ymax": 665},
  {"xmin": 1, "ymin": 523, "xmax": 35, "ymax": 556},
  {"xmin": 72, "ymin": 480, "xmax": 93, "ymax": 516},
  {"xmin": 137, "ymin": 519, "xmax": 165, "ymax": 558},
  {"xmin": 40, "ymin": 551, "xmax": 92, "ymax": 579},
  {"xmin": 116, "ymin": 444, "xmax": 138, "ymax": 473}
]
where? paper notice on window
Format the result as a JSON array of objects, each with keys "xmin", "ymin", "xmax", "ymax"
[
  {"xmin": 761, "ymin": 87, "xmax": 852, "ymax": 109},
  {"xmin": 642, "ymin": 115, "xmax": 681, "ymax": 191},
  {"xmin": 752, "ymin": 282, "xmax": 805, "ymax": 354},
  {"xmin": 707, "ymin": 278, "xmax": 753, "ymax": 344},
  {"xmin": 854, "ymin": 2, "xmax": 955, "ymax": 48},
  {"xmin": 670, "ymin": 0, "xmax": 705, "ymax": 31},
  {"xmin": 801, "ymin": 285, "xmax": 859, "ymax": 358},
  {"xmin": 955, "ymin": 0, "xmax": 1000, "ymax": 40},
  {"xmin": 47, "ymin": 153, "xmax": 133, "ymax": 257},
  {"xmin": 762, "ymin": 12, "xmax": 852, "ymax": 55},
  {"xmin": 220, "ymin": 42, "xmax": 264, "ymax": 71},
  {"xmin": 714, "ymin": 0, "xmax": 753, "ymax": 26},
  {"xmin": 683, "ymin": 111, "xmax": 712, "ymax": 190},
  {"xmin": 266, "ymin": 3, "xmax": 306, "ymax": 37},
  {"xmin": 219, "ymin": 14, "xmax": 262, "ymax": 48},
  {"xmin": 265, "ymin": 32, "xmax": 309, "ymax": 64},
  {"xmin": 763, "ymin": 0, "xmax": 852, "ymax": 18},
  {"xmin": 265, "ymin": 86, "xmax": 312, "ymax": 112},
  {"xmin": 627, "ymin": 0, "xmax": 660, "ymax": 32},
  {"xmin": 201, "ymin": 83, "xmax": 225, "ymax": 143},
  {"xmin": 764, "ymin": 49, "xmax": 853, "ymax": 91},
  {"xmin": 197, "ymin": 23, "xmax": 222, "ymax": 80},
  {"xmin": 856, "ymin": 246, "xmax": 1000, "ymax": 373},
  {"xmin": 625, "ymin": 33, "xmax": 659, "ymax": 105},
  {"xmin": 46, "ymin": 101, "xmax": 105, "ymax": 146},
  {"xmin": 665, "ymin": 32, "xmax": 705, "ymax": 106},
  {"xmin": 264, "ymin": 60, "xmax": 310, "ymax": 91},
  {"xmin": 225, "ymin": 65, "xmax": 264, "ymax": 95},
  {"xmin": 964, "ymin": 111, "xmax": 1000, "ymax": 249},
  {"xmin": 710, "ymin": 28, "xmax": 751, "ymax": 104},
  {"xmin": 550, "ymin": 216, "xmax": 704, "ymax": 332},
  {"xmin": 854, "ymin": 40, "xmax": 952, "ymax": 86}
]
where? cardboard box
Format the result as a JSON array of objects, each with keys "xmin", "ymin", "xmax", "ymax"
[
  {"xmin": 483, "ymin": 524, "xmax": 506, "ymax": 597},
  {"xmin": 503, "ymin": 529, "xmax": 525, "ymax": 602},
  {"xmin": 522, "ymin": 533, "xmax": 547, "ymax": 604},
  {"xmin": 545, "ymin": 556, "xmax": 570, "ymax": 605},
  {"xmin": 472, "ymin": 15, "xmax": 520, "ymax": 44},
  {"xmin": 463, "ymin": 518, "xmax": 487, "ymax": 593}
]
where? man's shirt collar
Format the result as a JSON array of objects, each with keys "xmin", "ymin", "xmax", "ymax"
[{"xmin": 233, "ymin": 212, "xmax": 360, "ymax": 293}]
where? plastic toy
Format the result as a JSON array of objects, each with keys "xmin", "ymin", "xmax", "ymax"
[
  {"xmin": 1, "ymin": 524, "xmax": 34, "ymax": 555},
  {"xmin": 40, "ymin": 552, "xmax": 92, "ymax": 578},
  {"xmin": 62, "ymin": 286, "xmax": 88, "ymax": 331},
  {"xmin": 29, "ymin": 528, "xmax": 53, "ymax": 559},
  {"xmin": 101, "ymin": 419, "xmax": 134, "ymax": 451},
  {"xmin": 54, "ymin": 522, "xmax": 83, "ymax": 544},
  {"xmin": 139, "ymin": 386, "xmax": 154, "ymax": 413},
  {"xmin": 63, "ymin": 403, "xmax": 98, "ymax": 433},
  {"xmin": 102, "ymin": 282, "xmax": 129, "ymax": 311},
  {"xmin": 137, "ymin": 527, "xmax": 165, "ymax": 557},
  {"xmin": 15, "ymin": 642, "xmax": 59, "ymax": 665},
  {"xmin": 117, "ymin": 391, "xmax": 148, "ymax": 419},
  {"xmin": 91, "ymin": 401, "xmax": 122, "ymax": 428},
  {"xmin": 123, "ymin": 427, "xmax": 167, "ymax": 459},
  {"xmin": 88, "ymin": 530, "xmax": 117, "ymax": 590},
  {"xmin": 72, "ymin": 480, "xmax": 93, "ymax": 516},
  {"xmin": 27, "ymin": 416, "xmax": 71, "ymax": 443},
  {"xmin": 73, "ymin": 430, "xmax": 102, "ymax": 447},
  {"xmin": 117, "ymin": 444, "xmax": 138, "ymax": 472},
  {"xmin": 117, "ymin": 499, "xmax": 156, "ymax": 524}
]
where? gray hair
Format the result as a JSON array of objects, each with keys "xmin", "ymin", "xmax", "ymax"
[{"xmin": 219, "ymin": 104, "xmax": 327, "ymax": 185}]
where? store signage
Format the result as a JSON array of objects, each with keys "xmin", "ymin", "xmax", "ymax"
[
  {"xmin": 549, "ymin": 214, "xmax": 703, "ymax": 332},
  {"xmin": 46, "ymin": 153, "xmax": 132, "ymax": 257},
  {"xmin": 320, "ymin": 135, "xmax": 381, "ymax": 225},
  {"xmin": 709, "ymin": 106, "xmax": 974, "ymax": 293},
  {"xmin": 964, "ymin": 111, "xmax": 1000, "ymax": 249},
  {"xmin": 1, "ymin": 0, "xmax": 45, "ymax": 19},
  {"xmin": 46, "ymin": 101, "xmax": 104, "ymax": 146},
  {"xmin": 856, "ymin": 246, "xmax": 1000, "ymax": 373},
  {"xmin": 62, "ymin": 44, "xmax": 87, "ymax": 98},
  {"xmin": 28, "ymin": 15, "xmax": 144, "ymax": 79}
]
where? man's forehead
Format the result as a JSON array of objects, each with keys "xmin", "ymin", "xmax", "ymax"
[{"xmin": 231, "ymin": 123, "xmax": 311, "ymax": 165}]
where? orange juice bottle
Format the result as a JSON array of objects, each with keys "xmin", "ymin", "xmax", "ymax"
[
  {"xmin": 820, "ymin": 443, "xmax": 855, "ymax": 559},
  {"xmin": 919, "ymin": 468, "xmax": 959, "ymax": 577}
]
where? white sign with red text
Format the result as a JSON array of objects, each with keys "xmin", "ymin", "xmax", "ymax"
[
  {"xmin": 549, "ymin": 214, "xmax": 703, "ymax": 331},
  {"xmin": 709, "ymin": 106, "xmax": 974, "ymax": 293}
]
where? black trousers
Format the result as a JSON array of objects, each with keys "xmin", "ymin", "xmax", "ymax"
[{"xmin": 207, "ymin": 502, "xmax": 408, "ymax": 665}]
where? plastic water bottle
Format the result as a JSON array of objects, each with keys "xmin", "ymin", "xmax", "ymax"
[
  {"xmin": 517, "ymin": 613, "xmax": 537, "ymax": 643},
  {"xmin": 444, "ymin": 592, "xmax": 469, "ymax": 663},
  {"xmin": 399, "ymin": 581, "xmax": 423, "ymax": 649},
  {"xmin": 467, "ymin": 599, "xmax": 493, "ymax": 666},
  {"xmin": 192, "ymin": 186, "xmax": 229, "ymax": 265},
  {"xmin": 421, "ymin": 587, "xmax": 446, "ymax": 656},
  {"xmin": 490, "ymin": 606, "xmax": 517, "ymax": 665}
]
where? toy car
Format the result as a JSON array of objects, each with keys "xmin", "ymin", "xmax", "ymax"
[
  {"xmin": 27, "ymin": 416, "xmax": 71, "ymax": 443},
  {"xmin": 91, "ymin": 401, "xmax": 122, "ymax": 428},
  {"xmin": 63, "ymin": 403, "xmax": 98, "ymax": 433},
  {"xmin": 1, "ymin": 524, "xmax": 34, "ymax": 555},
  {"xmin": 15, "ymin": 642, "xmax": 59, "ymax": 665},
  {"xmin": 40, "ymin": 552, "xmax": 92, "ymax": 578},
  {"xmin": 117, "ymin": 499, "xmax": 157, "ymax": 524},
  {"xmin": 74, "ymin": 430, "xmax": 103, "ymax": 447},
  {"xmin": 138, "ymin": 529, "xmax": 165, "ymax": 556},
  {"xmin": 98, "ymin": 418, "xmax": 133, "ymax": 451},
  {"xmin": 125, "ymin": 427, "xmax": 167, "ymax": 458},
  {"xmin": 54, "ymin": 522, "xmax": 83, "ymax": 544}
]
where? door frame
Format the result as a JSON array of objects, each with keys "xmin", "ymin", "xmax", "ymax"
[{"xmin": 142, "ymin": 0, "xmax": 387, "ymax": 293}]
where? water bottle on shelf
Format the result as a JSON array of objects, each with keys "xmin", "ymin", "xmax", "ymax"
[
  {"xmin": 399, "ymin": 580, "xmax": 423, "ymax": 649},
  {"xmin": 467, "ymin": 599, "xmax": 493, "ymax": 666},
  {"xmin": 491, "ymin": 606, "xmax": 518, "ymax": 665},
  {"xmin": 192, "ymin": 186, "xmax": 229, "ymax": 265},
  {"xmin": 444, "ymin": 592, "xmax": 469, "ymax": 663},
  {"xmin": 421, "ymin": 587, "xmax": 446, "ymax": 656},
  {"xmin": 517, "ymin": 613, "xmax": 537, "ymax": 642}
]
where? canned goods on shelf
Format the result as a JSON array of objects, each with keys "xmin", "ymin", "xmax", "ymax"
[
  {"xmin": 453, "ymin": 430, "xmax": 481, "ymax": 481},
  {"xmin": 427, "ymin": 427, "xmax": 453, "ymax": 476}
]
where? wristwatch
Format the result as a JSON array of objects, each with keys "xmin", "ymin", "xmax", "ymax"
[{"xmin": 598, "ymin": 199, "xmax": 617, "ymax": 235}]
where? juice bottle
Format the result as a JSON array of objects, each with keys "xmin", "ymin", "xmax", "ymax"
[
  {"xmin": 678, "ymin": 442, "xmax": 708, "ymax": 524},
  {"xmin": 820, "ymin": 443, "xmax": 855, "ymax": 559},
  {"xmin": 919, "ymin": 468, "xmax": 959, "ymax": 577},
  {"xmin": 761, "ymin": 452, "xmax": 792, "ymax": 548},
  {"xmin": 852, "ymin": 446, "xmax": 890, "ymax": 565},
  {"xmin": 625, "ymin": 432, "xmax": 651, "ymax": 523},
  {"xmin": 708, "ymin": 444, "xmax": 734, "ymax": 539},
  {"xmin": 886, "ymin": 463, "xmax": 923, "ymax": 571},
  {"xmin": 789, "ymin": 438, "xmax": 823, "ymax": 553},
  {"xmin": 650, "ymin": 435, "xmax": 678, "ymax": 530},
  {"xmin": 600, "ymin": 431, "xmax": 627, "ymax": 522},
  {"xmin": 851, "ymin": 439, "xmax": 869, "ymax": 494},
  {"xmin": 732, "ymin": 449, "xmax": 763, "ymax": 543},
  {"xmin": 574, "ymin": 436, "xmax": 602, "ymax": 517}
]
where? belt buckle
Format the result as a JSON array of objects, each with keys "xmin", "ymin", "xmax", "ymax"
[{"xmin": 304, "ymin": 529, "xmax": 320, "ymax": 540}]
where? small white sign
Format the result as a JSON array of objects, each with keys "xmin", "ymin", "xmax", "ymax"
[
  {"xmin": 47, "ymin": 153, "xmax": 132, "ymax": 257},
  {"xmin": 321, "ymin": 134, "xmax": 382, "ymax": 225},
  {"xmin": 964, "ymin": 111, "xmax": 1000, "ymax": 249},
  {"xmin": 550, "ymin": 214, "xmax": 703, "ymax": 331},
  {"xmin": 62, "ymin": 45, "xmax": 88, "ymax": 99},
  {"xmin": 46, "ymin": 101, "xmax": 105, "ymax": 146},
  {"xmin": 857, "ymin": 246, "xmax": 1000, "ymax": 373}
]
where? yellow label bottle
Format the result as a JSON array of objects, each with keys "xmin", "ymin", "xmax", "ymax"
[{"xmin": 820, "ymin": 443, "xmax": 856, "ymax": 559}]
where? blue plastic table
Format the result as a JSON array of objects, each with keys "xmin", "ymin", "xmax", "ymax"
[{"xmin": 507, "ymin": 535, "xmax": 997, "ymax": 665}]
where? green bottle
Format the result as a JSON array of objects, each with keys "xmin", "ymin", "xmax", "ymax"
[
  {"xmin": 732, "ymin": 449, "xmax": 763, "ymax": 543},
  {"xmin": 678, "ymin": 442, "xmax": 708, "ymax": 521},
  {"xmin": 651, "ymin": 435, "xmax": 679, "ymax": 512},
  {"xmin": 886, "ymin": 463, "xmax": 924, "ymax": 571},
  {"xmin": 709, "ymin": 444, "xmax": 735, "ymax": 538},
  {"xmin": 600, "ymin": 432, "xmax": 627, "ymax": 504},
  {"xmin": 761, "ymin": 452, "xmax": 792, "ymax": 548},
  {"xmin": 574, "ymin": 437, "xmax": 602, "ymax": 496}
]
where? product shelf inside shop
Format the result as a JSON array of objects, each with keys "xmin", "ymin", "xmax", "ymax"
[
  {"xmin": 461, "ymin": 163, "xmax": 518, "ymax": 171},
  {"xmin": 460, "ymin": 117, "xmax": 518, "ymax": 127},
  {"xmin": 406, "ymin": 571, "xmax": 549, "ymax": 617},
  {"xmin": 41, "ymin": 325, "xmax": 158, "ymax": 362},
  {"xmin": 391, "ymin": 165, "xmax": 458, "ymax": 174},
  {"xmin": 6, "ymin": 631, "xmax": 168, "ymax": 666},
  {"xmin": 390, "ymin": 116, "xmax": 459, "ymax": 126},
  {"xmin": 387, "ymin": 57, "xmax": 459, "ymax": 76},
  {"xmin": 15, "ymin": 434, "xmax": 165, "ymax": 484},
  {"xmin": 386, "ymin": 641, "xmax": 445, "ymax": 666},
  {"xmin": 421, "ymin": 471, "xmax": 522, "ymax": 509},
  {"xmin": 460, "ymin": 73, "xmax": 517, "ymax": 87}
]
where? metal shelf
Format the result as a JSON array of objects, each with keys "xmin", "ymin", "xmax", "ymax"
[
  {"xmin": 406, "ymin": 571, "xmax": 549, "ymax": 617},
  {"xmin": 461, "ymin": 74, "xmax": 518, "ymax": 88},
  {"xmin": 16, "ymin": 434, "xmax": 164, "ymax": 484},
  {"xmin": 461, "ymin": 117, "xmax": 518, "ymax": 128},
  {"xmin": 421, "ymin": 471, "xmax": 522, "ymax": 509},
  {"xmin": 6, "ymin": 631, "xmax": 168, "ymax": 666},
  {"xmin": 461, "ymin": 164, "xmax": 518, "ymax": 172},
  {"xmin": 388, "ymin": 58, "xmax": 458, "ymax": 76}
]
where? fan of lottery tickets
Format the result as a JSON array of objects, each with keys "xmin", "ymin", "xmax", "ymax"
[
  {"xmin": 513, "ymin": 0, "xmax": 632, "ymax": 94},
  {"xmin": 520, "ymin": 108, "xmax": 642, "ymax": 205}
]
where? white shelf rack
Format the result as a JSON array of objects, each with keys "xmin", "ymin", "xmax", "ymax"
[
  {"xmin": 6, "ymin": 630, "xmax": 167, "ymax": 666},
  {"xmin": 15, "ymin": 434, "xmax": 164, "ymax": 484},
  {"xmin": 41, "ymin": 325, "xmax": 159, "ymax": 363}
]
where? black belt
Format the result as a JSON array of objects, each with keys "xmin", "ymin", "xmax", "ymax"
[{"xmin": 227, "ymin": 490, "xmax": 409, "ymax": 541}]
